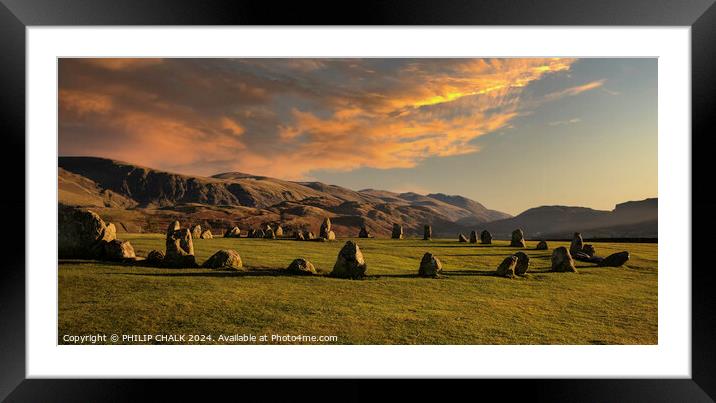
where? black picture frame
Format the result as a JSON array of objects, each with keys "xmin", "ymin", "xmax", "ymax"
[{"xmin": 1, "ymin": 0, "xmax": 714, "ymax": 401}]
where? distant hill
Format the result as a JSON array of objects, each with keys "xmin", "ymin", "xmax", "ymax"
[
  {"xmin": 58, "ymin": 156, "xmax": 656, "ymax": 238},
  {"xmin": 482, "ymin": 199, "xmax": 657, "ymax": 239},
  {"xmin": 58, "ymin": 156, "xmax": 512, "ymax": 236}
]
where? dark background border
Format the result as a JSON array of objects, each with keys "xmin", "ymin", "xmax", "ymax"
[{"xmin": 1, "ymin": 0, "xmax": 714, "ymax": 401}]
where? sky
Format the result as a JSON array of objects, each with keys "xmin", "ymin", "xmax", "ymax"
[{"xmin": 58, "ymin": 58, "xmax": 657, "ymax": 215}]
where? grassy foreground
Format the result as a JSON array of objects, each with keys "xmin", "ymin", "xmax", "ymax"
[{"xmin": 58, "ymin": 235, "xmax": 657, "ymax": 345}]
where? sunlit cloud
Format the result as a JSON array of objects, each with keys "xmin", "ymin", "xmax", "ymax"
[
  {"xmin": 59, "ymin": 58, "xmax": 600, "ymax": 179},
  {"xmin": 548, "ymin": 118, "xmax": 582, "ymax": 126}
]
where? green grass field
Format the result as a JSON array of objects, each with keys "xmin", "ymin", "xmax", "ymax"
[{"xmin": 58, "ymin": 235, "xmax": 657, "ymax": 345}]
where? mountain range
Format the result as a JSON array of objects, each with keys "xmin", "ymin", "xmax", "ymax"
[{"xmin": 58, "ymin": 156, "xmax": 657, "ymax": 239}]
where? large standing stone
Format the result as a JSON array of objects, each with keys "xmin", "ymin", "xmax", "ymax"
[
  {"xmin": 191, "ymin": 224, "xmax": 202, "ymax": 240},
  {"xmin": 469, "ymin": 230, "xmax": 478, "ymax": 243},
  {"xmin": 164, "ymin": 222, "xmax": 197, "ymax": 267},
  {"xmin": 570, "ymin": 232, "xmax": 584, "ymax": 256},
  {"xmin": 331, "ymin": 241, "xmax": 367, "ymax": 279},
  {"xmin": 287, "ymin": 258, "xmax": 318, "ymax": 275},
  {"xmin": 480, "ymin": 230, "xmax": 492, "ymax": 244},
  {"xmin": 418, "ymin": 252, "xmax": 443, "ymax": 277},
  {"xmin": 458, "ymin": 233, "xmax": 468, "ymax": 242},
  {"xmin": 358, "ymin": 226, "xmax": 371, "ymax": 238},
  {"xmin": 274, "ymin": 225, "xmax": 284, "ymax": 237},
  {"xmin": 103, "ymin": 240, "xmax": 136, "ymax": 261},
  {"xmin": 200, "ymin": 230, "xmax": 213, "ymax": 239},
  {"xmin": 536, "ymin": 240, "xmax": 548, "ymax": 250},
  {"xmin": 391, "ymin": 224, "xmax": 404, "ymax": 239},
  {"xmin": 496, "ymin": 256, "xmax": 517, "ymax": 278},
  {"xmin": 513, "ymin": 252, "xmax": 530, "ymax": 275},
  {"xmin": 58, "ymin": 205, "xmax": 116, "ymax": 258},
  {"xmin": 202, "ymin": 249, "xmax": 243, "ymax": 270},
  {"xmin": 423, "ymin": 225, "xmax": 432, "ymax": 241},
  {"xmin": 510, "ymin": 229, "xmax": 526, "ymax": 247},
  {"xmin": 598, "ymin": 251, "xmax": 630, "ymax": 267},
  {"xmin": 319, "ymin": 217, "xmax": 332, "ymax": 239},
  {"xmin": 551, "ymin": 246, "xmax": 577, "ymax": 273}
]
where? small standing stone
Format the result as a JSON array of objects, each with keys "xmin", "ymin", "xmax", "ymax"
[
  {"xmin": 510, "ymin": 229, "xmax": 526, "ymax": 247},
  {"xmin": 423, "ymin": 225, "xmax": 432, "ymax": 240},
  {"xmin": 191, "ymin": 224, "xmax": 202, "ymax": 240},
  {"xmin": 418, "ymin": 252, "xmax": 443, "ymax": 277},
  {"xmin": 598, "ymin": 251, "xmax": 630, "ymax": 267},
  {"xmin": 200, "ymin": 229, "xmax": 213, "ymax": 239},
  {"xmin": 496, "ymin": 256, "xmax": 517, "ymax": 278},
  {"xmin": 319, "ymin": 217, "xmax": 332, "ymax": 239},
  {"xmin": 536, "ymin": 240, "xmax": 548, "ymax": 250},
  {"xmin": 391, "ymin": 224, "xmax": 404, "ymax": 239},
  {"xmin": 582, "ymin": 244, "xmax": 596, "ymax": 257},
  {"xmin": 551, "ymin": 246, "xmax": 577, "ymax": 273},
  {"xmin": 458, "ymin": 233, "xmax": 468, "ymax": 242},
  {"xmin": 570, "ymin": 232, "xmax": 584, "ymax": 256},
  {"xmin": 202, "ymin": 249, "xmax": 243, "ymax": 270},
  {"xmin": 287, "ymin": 258, "xmax": 318, "ymax": 275},
  {"xmin": 275, "ymin": 225, "xmax": 284, "ymax": 237},
  {"xmin": 513, "ymin": 251, "xmax": 530, "ymax": 275},
  {"xmin": 358, "ymin": 226, "xmax": 371, "ymax": 238}
]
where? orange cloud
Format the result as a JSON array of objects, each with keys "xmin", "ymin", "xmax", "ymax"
[{"xmin": 58, "ymin": 58, "xmax": 593, "ymax": 179}]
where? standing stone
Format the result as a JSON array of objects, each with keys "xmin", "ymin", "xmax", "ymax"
[
  {"xmin": 325, "ymin": 230, "xmax": 336, "ymax": 241},
  {"xmin": 510, "ymin": 229, "xmax": 526, "ymax": 247},
  {"xmin": 225, "ymin": 226, "xmax": 240, "ymax": 238},
  {"xmin": 58, "ymin": 205, "xmax": 117, "ymax": 258},
  {"xmin": 358, "ymin": 226, "xmax": 371, "ymax": 238},
  {"xmin": 480, "ymin": 230, "xmax": 492, "ymax": 245},
  {"xmin": 303, "ymin": 230, "xmax": 315, "ymax": 240},
  {"xmin": 146, "ymin": 250, "xmax": 164, "ymax": 266},
  {"xmin": 582, "ymin": 244, "xmax": 596, "ymax": 257},
  {"xmin": 295, "ymin": 231, "xmax": 306, "ymax": 241},
  {"xmin": 423, "ymin": 225, "xmax": 432, "ymax": 240},
  {"xmin": 200, "ymin": 229, "xmax": 213, "ymax": 239},
  {"xmin": 264, "ymin": 228, "xmax": 276, "ymax": 239},
  {"xmin": 551, "ymin": 246, "xmax": 577, "ymax": 273},
  {"xmin": 391, "ymin": 224, "xmax": 404, "ymax": 239},
  {"xmin": 191, "ymin": 224, "xmax": 202, "ymax": 240},
  {"xmin": 255, "ymin": 228, "xmax": 265, "ymax": 238},
  {"xmin": 458, "ymin": 233, "xmax": 468, "ymax": 242},
  {"xmin": 469, "ymin": 230, "xmax": 478, "ymax": 243},
  {"xmin": 246, "ymin": 228, "xmax": 255, "ymax": 238},
  {"xmin": 570, "ymin": 232, "xmax": 584, "ymax": 256},
  {"xmin": 598, "ymin": 251, "xmax": 630, "ymax": 267},
  {"xmin": 535, "ymin": 240, "xmax": 548, "ymax": 250},
  {"xmin": 495, "ymin": 256, "xmax": 517, "ymax": 278},
  {"xmin": 164, "ymin": 222, "xmax": 197, "ymax": 267},
  {"xmin": 331, "ymin": 241, "xmax": 367, "ymax": 279},
  {"xmin": 319, "ymin": 217, "xmax": 332, "ymax": 239},
  {"xmin": 274, "ymin": 225, "xmax": 284, "ymax": 237},
  {"xmin": 202, "ymin": 249, "xmax": 243, "ymax": 270},
  {"xmin": 104, "ymin": 240, "xmax": 136, "ymax": 261},
  {"xmin": 418, "ymin": 252, "xmax": 443, "ymax": 277},
  {"xmin": 513, "ymin": 251, "xmax": 530, "ymax": 275},
  {"xmin": 287, "ymin": 258, "xmax": 318, "ymax": 275}
]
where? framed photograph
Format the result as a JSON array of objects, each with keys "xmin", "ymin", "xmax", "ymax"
[{"xmin": 2, "ymin": 0, "xmax": 714, "ymax": 400}]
